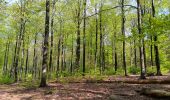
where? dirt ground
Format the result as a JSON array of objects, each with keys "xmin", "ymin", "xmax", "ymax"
[{"xmin": 0, "ymin": 75, "xmax": 170, "ymax": 100}]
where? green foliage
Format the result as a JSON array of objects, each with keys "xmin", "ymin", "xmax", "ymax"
[
  {"xmin": 0, "ymin": 75, "xmax": 14, "ymax": 84},
  {"xmin": 104, "ymin": 67, "xmax": 116, "ymax": 75},
  {"xmin": 161, "ymin": 61, "xmax": 170, "ymax": 74},
  {"xmin": 146, "ymin": 66, "xmax": 156, "ymax": 76},
  {"xmin": 115, "ymin": 68, "xmax": 125, "ymax": 76},
  {"xmin": 128, "ymin": 66, "xmax": 140, "ymax": 74},
  {"xmin": 87, "ymin": 67, "xmax": 100, "ymax": 76},
  {"xmin": 25, "ymin": 74, "xmax": 33, "ymax": 81}
]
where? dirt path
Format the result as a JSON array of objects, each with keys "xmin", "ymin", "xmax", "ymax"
[{"xmin": 0, "ymin": 76, "xmax": 170, "ymax": 100}]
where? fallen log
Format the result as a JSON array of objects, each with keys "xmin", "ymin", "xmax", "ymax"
[{"xmin": 137, "ymin": 88, "xmax": 170, "ymax": 98}]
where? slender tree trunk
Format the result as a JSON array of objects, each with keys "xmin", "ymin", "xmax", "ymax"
[
  {"xmin": 57, "ymin": 35, "xmax": 61, "ymax": 74},
  {"xmin": 94, "ymin": 4, "xmax": 98, "ymax": 71},
  {"xmin": 20, "ymin": 23, "xmax": 26, "ymax": 80},
  {"xmin": 12, "ymin": 33, "xmax": 19, "ymax": 78},
  {"xmin": 70, "ymin": 33, "xmax": 74, "ymax": 74},
  {"xmin": 3, "ymin": 39, "xmax": 10, "ymax": 75},
  {"xmin": 33, "ymin": 33, "xmax": 38, "ymax": 78},
  {"xmin": 102, "ymin": 41, "xmax": 105, "ymax": 71},
  {"xmin": 150, "ymin": 36, "xmax": 153, "ymax": 66},
  {"xmin": 61, "ymin": 35, "xmax": 64, "ymax": 72},
  {"xmin": 141, "ymin": 4, "xmax": 147, "ymax": 72},
  {"xmin": 137, "ymin": 0, "xmax": 146, "ymax": 79},
  {"xmin": 40, "ymin": 0, "xmax": 50, "ymax": 87},
  {"xmin": 82, "ymin": 0, "xmax": 87, "ymax": 76},
  {"xmin": 25, "ymin": 36, "xmax": 29, "ymax": 78},
  {"xmin": 113, "ymin": 23, "xmax": 118, "ymax": 71},
  {"xmin": 75, "ymin": 0, "xmax": 81, "ymax": 69},
  {"xmin": 121, "ymin": 0, "xmax": 127, "ymax": 76},
  {"xmin": 151, "ymin": 0, "xmax": 162, "ymax": 76},
  {"xmin": 49, "ymin": 0, "xmax": 56, "ymax": 74},
  {"xmin": 130, "ymin": 39, "xmax": 133, "ymax": 67},
  {"xmin": 149, "ymin": 15, "xmax": 154, "ymax": 66},
  {"xmin": 99, "ymin": 3, "xmax": 103, "ymax": 74},
  {"xmin": 134, "ymin": 40, "xmax": 137, "ymax": 67}
]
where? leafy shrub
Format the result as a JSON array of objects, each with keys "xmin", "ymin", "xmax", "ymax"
[
  {"xmin": 161, "ymin": 61, "xmax": 170, "ymax": 74},
  {"xmin": 104, "ymin": 67, "xmax": 116, "ymax": 75},
  {"xmin": 128, "ymin": 66, "xmax": 140, "ymax": 74},
  {"xmin": 0, "ymin": 75, "xmax": 14, "ymax": 84},
  {"xmin": 88, "ymin": 67, "xmax": 100, "ymax": 76},
  {"xmin": 115, "ymin": 68, "xmax": 125, "ymax": 75},
  {"xmin": 146, "ymin": 66, "xmax": 156, "ymax": 76}
]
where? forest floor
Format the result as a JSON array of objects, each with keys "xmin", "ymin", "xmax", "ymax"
[{"xmin": 0, "ymin": 75, "xmax": 170, "ymax": 100}]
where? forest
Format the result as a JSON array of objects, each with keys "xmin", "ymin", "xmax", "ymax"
[{"xmin": 0, "ymin": 0, "xmax": 170, "ymax": 99}]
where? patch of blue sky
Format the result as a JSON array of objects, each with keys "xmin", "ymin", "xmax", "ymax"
[{"xmin": 6, "ymin": 0, "xmax": 17, "ymax": 4}]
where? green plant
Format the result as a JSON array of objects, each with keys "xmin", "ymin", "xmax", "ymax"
[
  {"xmin": 146, "ymin": 66, "xmax": 156, "ymax": 76},
  {"xmin": 128, "ymin": 66, "xmax": 140, "ymax": 74},
  {"xmin": 0, "ymin": 75, "xmax": 14, "ymax": 84},
  {"xmin": 104, "ymin": 67, "xmax": 116, "ymax": 75}
]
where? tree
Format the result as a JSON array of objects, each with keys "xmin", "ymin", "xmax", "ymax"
[
  {"xmin": 40, "ymin": 0, "xmax": 50, "ymax": 87},
  {"xmin": 121, "ymin": 0, "xmax": 127, "ymax": 76},
  {"xmin": 82, "ymin": 0, "xmax": 87, "ymax": 76},
  {"xmin": 137, "ymin": 0, "xmax": 146, "ymax": 79},
  {"xmin": 75, "ymin": 0, "xmax": 81, "ymax": 70},
  {"xmin": 49, "ymin": 0, "xmax": 56, "ymax": 77},
  {"xmin": 151, "ymin": 0, "xmax": 162, "ymax": 76},
  {"xmin": 13, "ymin": 0, "xmax": 26, "ymax": 82}
]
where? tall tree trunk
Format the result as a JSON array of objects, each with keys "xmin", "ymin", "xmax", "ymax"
[
  {"xmin": 70, "ymin": 33, "xmax": 74, "ymax": 74},
  {"xmin": 25, "ymin": 36, "xmax": 29, "ymax": 79},
  {"xmin": 141, "ymin": 4, "xmax": 147, "ymax": 72},
  {"xmin": 3, "ymin": 39, "xmax": 10, "ymax": 75},
  {"xmin": 94, "ymin": 4, "xmax": 98, "ymax": 71},
  {"xmin": 82, "ymin": 0, "xmax": 86, "ymax": 76},
  {"xmin": 49, "ymin": 0, "xmax": 56, "ymax": 74},
  {"xmin": 20, "ymin": 24, "xmax": 26, "ymax": 81},
  {"xmin": 99, "ymin": 3, "xmax": 103, "ymax": 74},
  {"xmin": 33, "ymin": 33, "xmax": 38, "ymax": 78},
  {"xmin": 150, "ymin": 36, "xmax": 153, "ymax": 66},
  {"xmin": 137, "ymin": 0, "xmax": 146, "ymax": 79},
  {"xmin": 40, "ymin": 0, "xmax": 50, "ymax": 87},
  {"xmin": 75, "ymin": 0, "xmax": 81, "ymax": 70},
  {"xmin": 151, "ymin": 0, "xmax": 162, "ymax": 76},
  {"xmin": 57, "ymin": 35, "xmax": 61, "ymax": 74},
  {"xmin": 61, "ymin": 35, "xmax": 64, "ymax": 72},
  {"xmin": 113, "ymin": 20, "xmax": 118, "ymax": 71},
  {"xmin": 12, "ymin": 34, "xmax": 19, "ymax": 79},
  {"xmin": 121, "ymin": 0, "xmax": 127, "ymax": 76},
  {"xmin": 134, "ymin": 39, "xmax": 137, "ymax": 67},
  {"xmin": 130, "ymin": 39, "xmax": 133, "ymax": 67},
  {"xmin": 102, "ymin": 41, "xmax": 105, "ymax": 71}
]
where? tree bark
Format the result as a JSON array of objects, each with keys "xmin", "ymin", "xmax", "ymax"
[
  {"xmin": 82, "ymin": 0, "xmax": 87, "ymax": 76},
  {"xmin": 134, "ymin": 40, "xmax": 137, "ymax": 67},
  {"xmin": 40, "ymin": 0, "xmax": 50, "ymax": 87},
  {"xmin": 75, "ymin": 0, "xmax": 81, "ymax": 69},
  {"xmin": 121, "ymin": 0, "xmax": 127, "ymax": 76},
  {"xmin": 49, "ymin": 0, "xmax": 56, "ymax": 74},
  {"xmin": 94, "ymin": 4, "xmax": 98, "ymax": 72},
  {"xmin": 3, "ymin": 39, "xmax": 10, "ymax": 75},
  {"xmin": 99, "ymin": 3, "xmax": 103, "ymax": 74},
  {"xmin": 33, "ymin": 33, "xmax": 38, "ymax": 78},
  {"xmin": 25, "ymin": 36, "xmax": 29, "ymax": 79},
  {"xmin": 137, "ymin": 0, "xmax": 146, "ymax": 79},
  {"xmin": 151, "ymin": 0, "xmax": 162, "ymax": 76}
]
